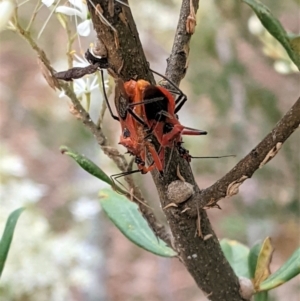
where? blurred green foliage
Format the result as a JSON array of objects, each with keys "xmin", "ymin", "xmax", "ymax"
[
  {"xmin": 0, "ymin": 0, "xmax": 299, "ymax": 300},
  {"xmin": 0, "ymin": 208, "xmax": 24, "ymax": 279}
]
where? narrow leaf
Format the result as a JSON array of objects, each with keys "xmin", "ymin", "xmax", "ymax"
[
  {"xmin": 99, "ymin": 189, "xmax": 177, "ymax": 257},
  {"xmin": 254, "ymin": 237, "xmax": 274, "ymax": 289},
  {"xmin": 0, "ymin": 208, "xmax": 25, "ymax": 278},
  {"xmin": 60, "ymin": 146, "xmax": 113, "ymax": 186},
  {"xmin": 259, "ymin": 248, "xmax": 300, "ymax": 291},
  {"xmin": 220, "ymin": 238, "xmax": 250, "ymax": 278},
  {"xmin": 242, "ymin": 0, "xmax": 300, "ymax": 69},
  {"xmin": 248, "ymin": 240, "xmax": 269, "ymax": 299},
  {"xmin": 289, "ymin": 36, "xmax": 300, "ymax": 55},
  {"xmin": 248, "ymin": 240, "xmax": 263, "ymax": 278}
]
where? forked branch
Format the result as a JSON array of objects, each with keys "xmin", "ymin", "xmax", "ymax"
[
  {"xmin": 185, "ymin": 96, "xmax": 300, "ymax": 213},
  {"xmin": 87, "ymin": 1, "xmax": 248, "ymax": 300}
]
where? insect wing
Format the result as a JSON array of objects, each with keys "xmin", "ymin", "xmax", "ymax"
[
  {"xmin": 142, "ymin": 84, "xmax": 170, "ymax": 122},
  {"xmin": 115, "ymin": 79, "xmax": 129, "ymax": 120}
]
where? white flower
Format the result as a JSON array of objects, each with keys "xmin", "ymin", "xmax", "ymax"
[
  {"xmin": 73, "ymin": 53, "xmax": 109, "ymax": 87},
  {"xmin": 58, "ymin": 53, "xmax": 110, "ymax": 102},
  {"xmin": 56, "ymin": 0, "xmax": 91, "ymax": 36},
  {"xmin": 0, "ymin": 0, "xmax": 16, "ymax": 32},
  {"xmin": 274, "ymin": 60, "xmax": 298, "ymax": 74},
  {"xmin": 42, "ymin": 0, "xmax": 55, "ymax": 7},
  {"xmin": 70, "ymin": 197, "xmax": 101, "ymax": 221},
  {"xmin": 76, "ymin": 19, "xmax": 91, "ymax": 36},
  {"xmin": 74, "ymin": 76, "xmax": 99, "ymax": 97},
  {"xmin": 58, "ymin": 74, "xmax": 98, "ymax": 99},
  {"xmin": 58, "ymin": 60, "xmax": 99, "ymax": 99},
  {"xmin": 248, "ymin": 14, "xmax": 264, "ymax": 36},
  {"xmin": 0, "ymin": 179, "xmax": 47, "ymax": 206},
  {"xmin": 73, "ymin": 53, "xmax": 90, "ymax": 68},
  {"xmin": 0, "ymin": 154, "xmax": 26, "ymax": 177}
]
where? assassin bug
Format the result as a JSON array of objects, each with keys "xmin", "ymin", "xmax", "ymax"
[
  {"xmin": 54, "ymin": 49, "xmax": 163, "ymax": 175},
  {"xmin": 114, "ymin": 79, "xmax": 164, "ymax": 175},
  {"xmin": 62, "ymin": 49, "xmax": 231, "ymax": 171},
  {"xmin": 125, "ymin": 78, "xmax": 207, "ymax": 162},
  {"xmin": 62, "ymin": 48, "xmax": 203, "ymax": 153},
  {"xmin": 124, "ymin": 76, "xmax": 234, "ymax": 163},
  {"xmin": 139, "ymin": 82, "xmax": 206, "ymax": 142},
  {"xmin": 55, "ymin": 48, "xmax": 164, "ymax": 174},
  {"xmin": 100, "ymin": 73, "xmax": 215, "ymax": 167},
  {"xmin": 118, "ymin": 79, "xmax": 226, "ymax": 172}
]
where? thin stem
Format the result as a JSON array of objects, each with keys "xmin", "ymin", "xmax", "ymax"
[
  {"xmin": 85, "ymin": 92, "xmax": 91, "ymax": 112},
  {"xmin": 26, "ymin": 0, "xmax": 42, "ymax": 31},
  {"xmin": 37, "ymin": 0, "xmax": 61, "ymax": 39},
  {"xmin": 65, "ymin": 19, "xmax": 75, "ymax": 69}
]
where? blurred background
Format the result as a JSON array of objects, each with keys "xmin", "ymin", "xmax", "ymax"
[{"xmin": 0, "ymin": 0, "xmax": 299, "ymax": 300}]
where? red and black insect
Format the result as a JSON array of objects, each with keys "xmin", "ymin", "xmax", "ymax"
[
  {"xmin": 125, "ymin": 78, "xmax": 206, "ymax": 162},
  {"xmin": 123, "ymin": 76, "xmax": 234, "ymax": 164},
  {"xmin": 55, "ymin": 48, "xmax": 232, "ymax": 174},
  {"xmin": 53, "ymin": 49, "xmax": 164, "ymax": 175},
  {"xmin": 113, "ymin": 79, "xmax": 164, "ymax": 176}
]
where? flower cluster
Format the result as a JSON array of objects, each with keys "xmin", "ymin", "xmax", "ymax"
[
  {"xmin": 43, "ymin": 0, "xmax": 92, "ymax": 36},
  {"xmin": 0, "ymin": 148, "xmax": 103, "ymax": 301}
]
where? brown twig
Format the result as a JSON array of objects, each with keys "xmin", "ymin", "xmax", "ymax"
[{"xmin": 165, "ymin": 0, "xmax": 200, "ymax": 85}]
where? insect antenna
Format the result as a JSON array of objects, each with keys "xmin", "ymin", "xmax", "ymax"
[
  {"xmin": 164, "ymin": 144, "xmax": 176, "ymax": 174},
  {"xmin": 99, "ymin": 69, "xmax": 120, "ymax": 121},
  {"xmin": 111, "ymin": 169, "xmax": 140, "ymax": 187},
  {"xmin": 115, "ymin": 0, "xmax": 130, "ymax": 7},
  {"xmin": 177, "ymin": 142, "xmax": 235, "ymax": 161},
  {"xmin": 191, "ymin": 155, "xmax": 235, "ymax": 159}
]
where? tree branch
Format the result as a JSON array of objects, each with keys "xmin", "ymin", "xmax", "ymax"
[
  {"xmin": 87, "ymin": 0, "xmax": 154, "ymax": 82},
  {"xmin": 166, "ymin": 0, "xmax": 199, "ymax": 85},
  {"xmin": 183, "ymin": 96, "xmax": 300, "ymax": 214},
  {"xmin": 87, "ymin": 1, "xmax": 249, "ymax": 300}
]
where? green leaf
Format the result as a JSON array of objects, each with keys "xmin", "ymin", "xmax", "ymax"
[
  {"xmin": 248, "ymin": 240, "xmax": 263, "ymax": 278},
  {"xmin": 60, "ymin": 146, "xmax": 113, "ymax": 186},
  {"xmin": 248, "ymin": 241, "xmax": 269, "ymax": 301},
  {"xmin": 259, "ymin": 247, "xmax": 300, "ymax": 291},
  {"xmin": 99, "ymin": 189, "xmax": 177, "ymax": 258},
  {"xmin": 248, "ymin": 237, "xmax": 273, "ymax": 301},
  {"xmin": 242, "ymin": 0, "xmax": 300, "ymax": 69},
  {"xmin": 254, "ymin": 237, "xmax": 274, "ymax": 289},
  {"xmin": 0, "ymin": 208, "xmax": 25, "ymax": 278},
  {"xmin": 220, "ymin": 238, "xmax": 250, "ymax": 278},
  {"xmin": 289, "ymin": 36, "xmax": 300, "ymax": 55},
  {"xmin": 60, "ymin": 146, "xmax": 128, "ymax": 195},
  {"xmin": 254, "ymin": 292, "xmax": 268, "ymax": 301}
]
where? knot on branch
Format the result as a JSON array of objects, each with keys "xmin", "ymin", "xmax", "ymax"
[
  {"xmin": 166, "ymin": 180, "xmax": 194, "ymax": 206},
  {"xmin": 259, "ymin": 142, "xmax": 282, "ymax": 168},
  {"xmin": 226, "ymin": 175, "xmax": 248, "ymax": 198},
  {"xmin": 238, "ymin": 277, "xmax": 255, "ymax": 300}
]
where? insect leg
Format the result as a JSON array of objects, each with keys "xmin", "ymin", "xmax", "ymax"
[{"xmin": 100, "ymin": 69, "xmax": 120, "ymax": 121}]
